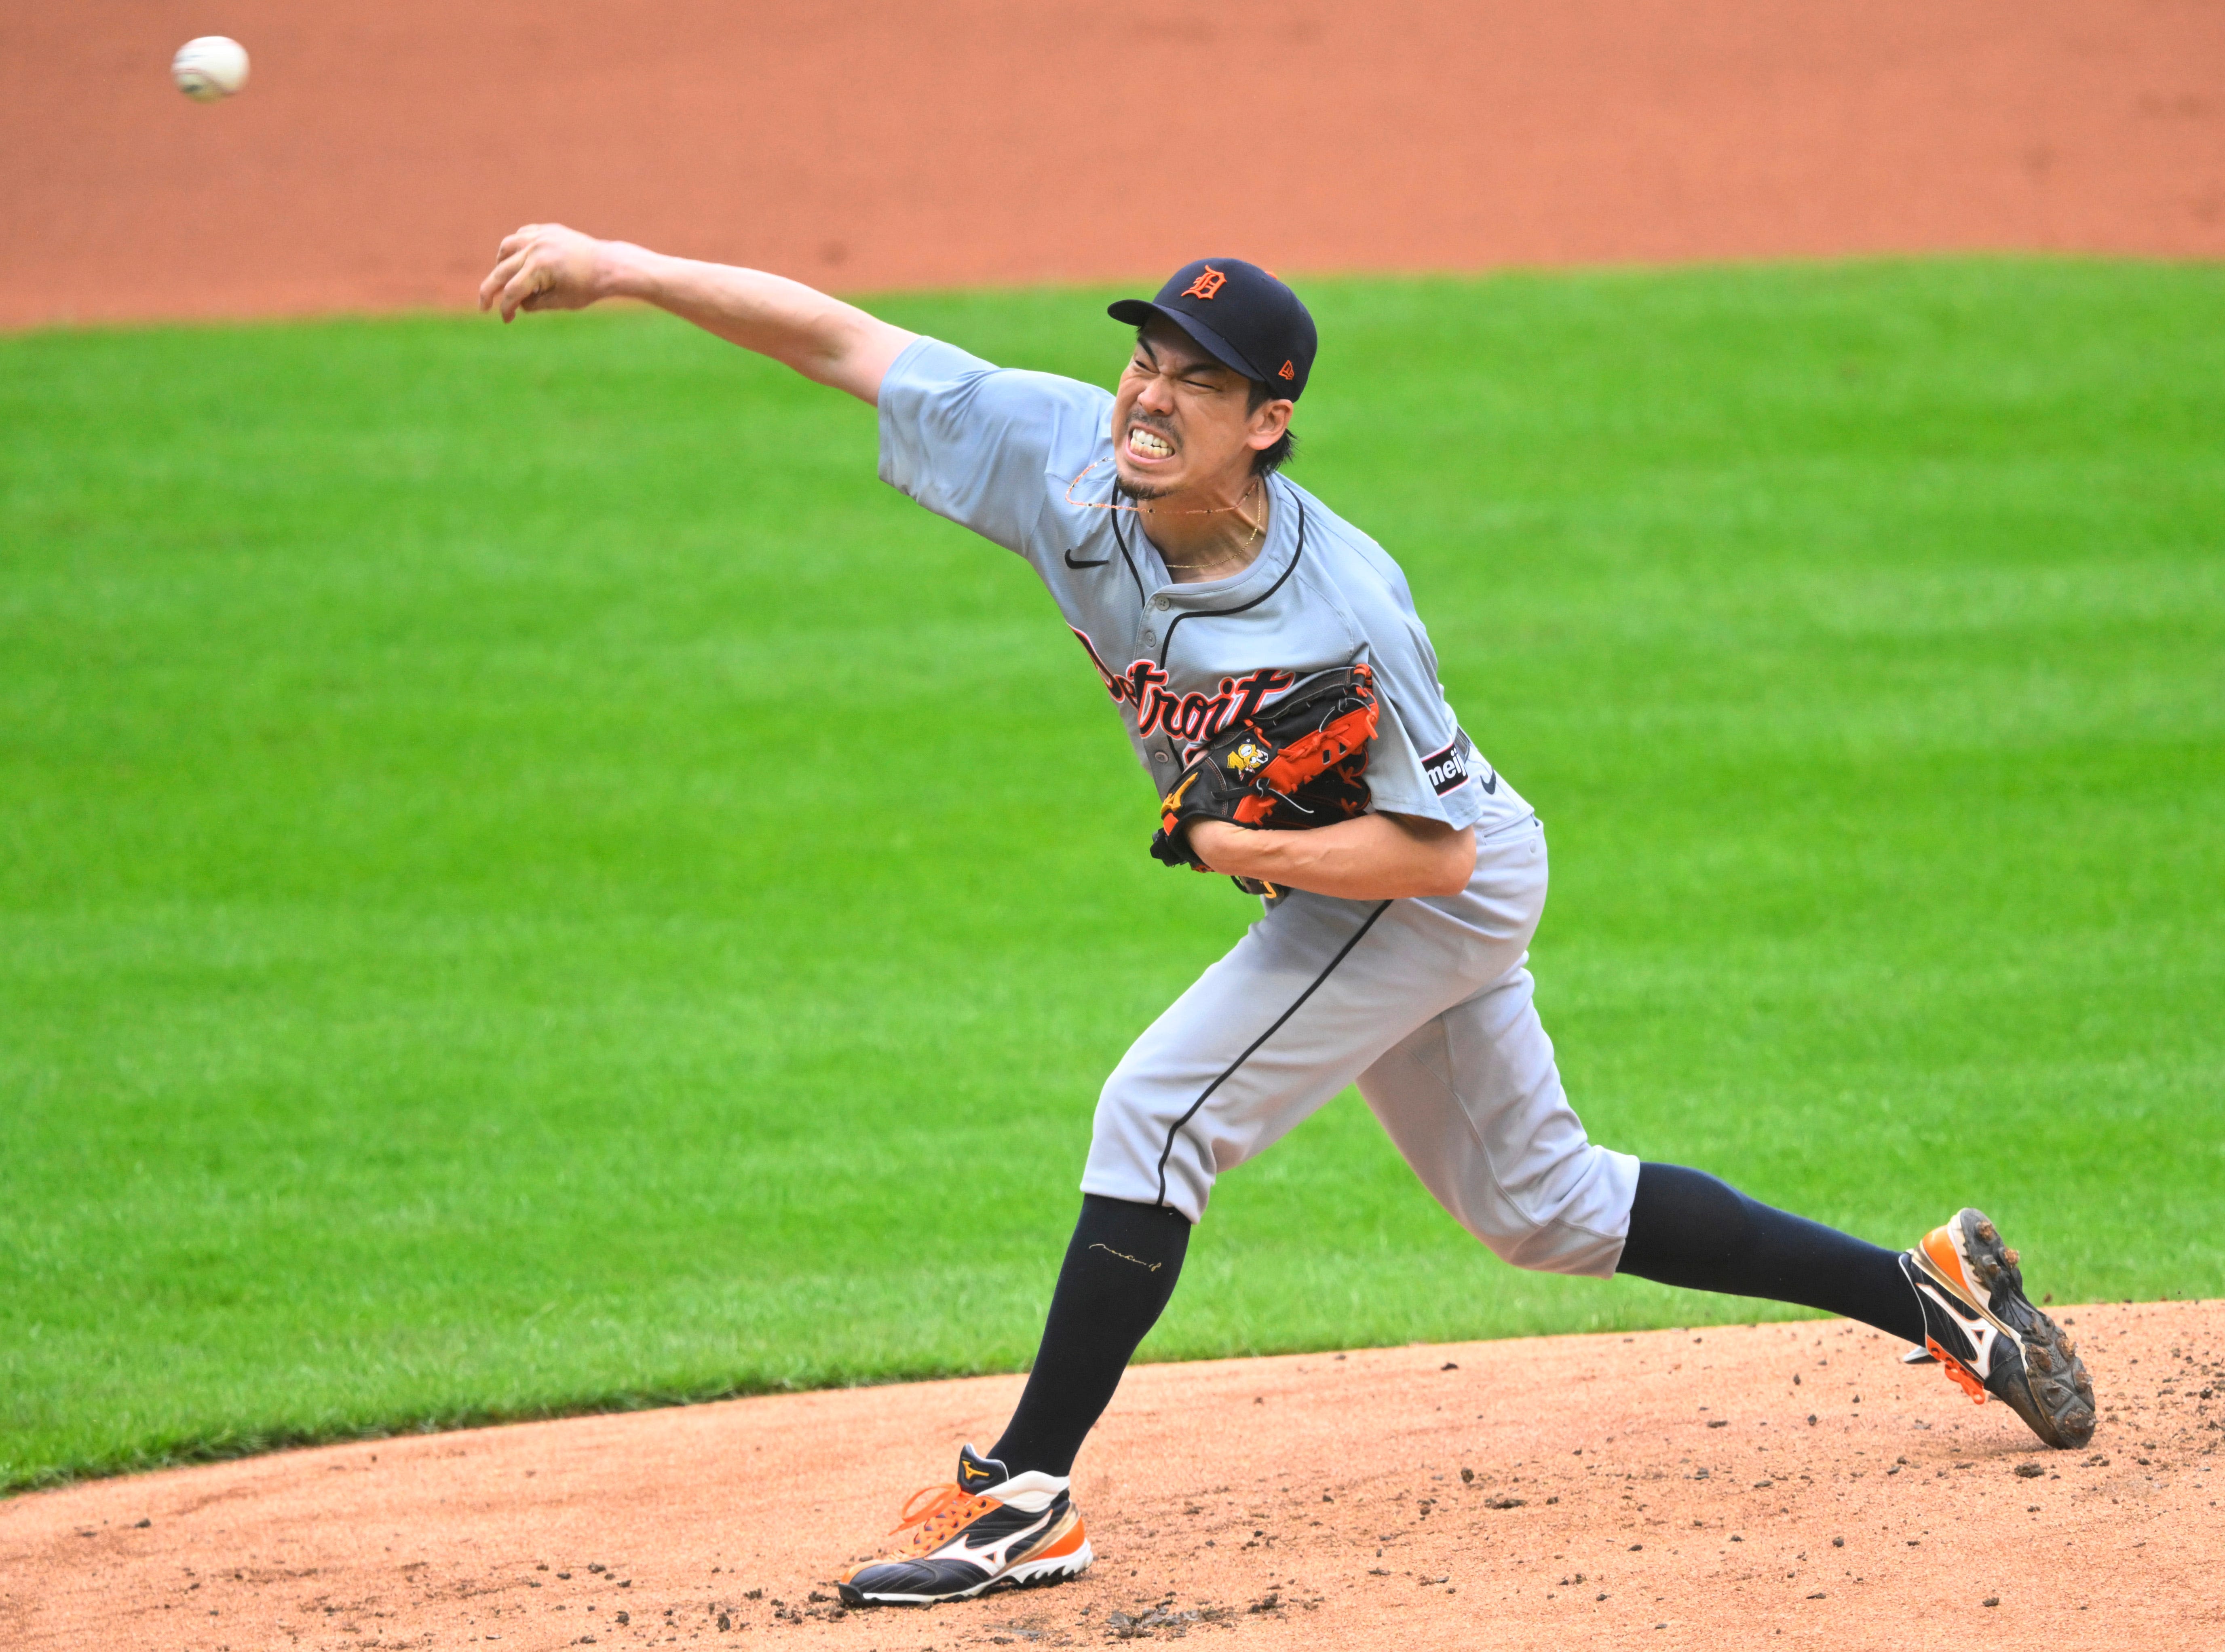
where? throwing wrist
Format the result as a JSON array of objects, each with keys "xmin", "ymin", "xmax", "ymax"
[{"xmin": 596, "ymin": 241, "xmax": 658, "ymax": 304}]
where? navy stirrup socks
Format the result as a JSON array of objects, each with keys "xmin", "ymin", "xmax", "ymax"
[
  {"xmin": 1618, "ymin": 1162, "xmax": 1924, "ymax": 1347},
  {"xmin": 989, "ymin": 1195, "xmax": 1191, "ymax": 1478}
]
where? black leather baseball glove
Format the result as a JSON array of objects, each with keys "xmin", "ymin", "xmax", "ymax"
[{"xmin": 1149, "ymin": 664, "xmax": 1379, "ymax": 893}]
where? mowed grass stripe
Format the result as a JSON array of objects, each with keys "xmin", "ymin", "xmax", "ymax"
[{"xmin": 2, "ymin": 258, "xmax": 2220, "ymax": 1492}]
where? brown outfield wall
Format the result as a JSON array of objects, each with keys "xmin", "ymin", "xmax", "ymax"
[
  {"xmin": 2, "ymin": 0, "xmax": 2222, "ymax": 329},
  {"xmin": 3, "ymin": 1304, "xmax": 2220, "ymax": 1650}
]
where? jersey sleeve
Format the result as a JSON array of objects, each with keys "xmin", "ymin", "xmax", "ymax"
[
  {"xmin": 1359, "ymin": 612, "xmax": 1492, "ymax": 832},
  {"xmin": 877, "ymin": 335, "xmax": 1112, "ymax": 554}
]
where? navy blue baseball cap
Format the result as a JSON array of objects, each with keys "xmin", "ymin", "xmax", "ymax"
[{"xmin": 1108, "ymin": 258, "xmax": 1317, "ymax": 401}]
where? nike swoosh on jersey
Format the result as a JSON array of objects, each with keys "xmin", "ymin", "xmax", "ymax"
[{"xmin": 1063, "ymin": 546, "xmax": 1110, "ymax": 568}]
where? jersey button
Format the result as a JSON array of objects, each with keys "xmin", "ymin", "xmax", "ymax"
[
  {"xmin": 1152, "ymin": 750, "xmax": 1171, "ymax": 763},
  {"xmin": 1140, "ymin": 630, "xmax": 1156, "ymax": 646},
  {"xmin": 1153, "ymin": 595, "xmax": 1171, "ymax": 610}
]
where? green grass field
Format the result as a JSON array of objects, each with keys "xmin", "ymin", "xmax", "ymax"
[{"xmin": 4, "ymin": 259, "xmax": 2221, "ymax": 1494}]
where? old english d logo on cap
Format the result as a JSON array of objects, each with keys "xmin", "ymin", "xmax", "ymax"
[{"xmin": 1106, "ymin": 258, "xmax": 1319, "ymax": 399}]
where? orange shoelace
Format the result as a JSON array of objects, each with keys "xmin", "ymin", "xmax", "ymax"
[{"xmin": 885, "ymin": 1483, "xmax": 991, "ymax": 1557}]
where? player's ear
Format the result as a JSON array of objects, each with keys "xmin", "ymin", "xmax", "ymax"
[{"xmin": 1247, "ymin": 398, "xmax": 1294, "ymax": 452}]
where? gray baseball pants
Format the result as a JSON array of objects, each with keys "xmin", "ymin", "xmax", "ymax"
[{"xmin": 1079, "ymin": 814, "xmax": 1638, "ymax": 1277}]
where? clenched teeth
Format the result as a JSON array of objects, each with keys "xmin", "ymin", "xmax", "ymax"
[{"xmin": 1127, "ymin": 426, "xmax": 1174, "ymax": 459}]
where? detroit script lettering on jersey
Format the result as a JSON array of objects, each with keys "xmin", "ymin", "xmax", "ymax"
[
  {"xmin": 877, "ymin": 337, "xmax": 1527, "ymax": 835},
  {"xmin": 1072, "ymin": 628, "xmax": 1293, "ymax": 755}
]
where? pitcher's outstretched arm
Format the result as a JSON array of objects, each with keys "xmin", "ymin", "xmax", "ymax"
[{"xmin": 477, "ymin": 222, "xmax": 915, "ymax": 405}]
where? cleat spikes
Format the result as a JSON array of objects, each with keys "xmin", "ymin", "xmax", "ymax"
[{"xmin": 1902, "ymin": 1210, "xmax": 2096, "ymax": 1450}]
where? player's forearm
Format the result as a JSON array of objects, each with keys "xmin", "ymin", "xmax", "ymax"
[
  {"xmin": 1191, "ymin": 814, "xmax": 1476, "ymax": 901},
  {"xmin": 604, "ymin": 245, "xmax": 916, "ymax": 401}
]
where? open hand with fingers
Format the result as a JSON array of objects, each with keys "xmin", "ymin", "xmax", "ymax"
[{"xmin": 477, "ymin": 223, "xmax": 619, "ymax": 321}]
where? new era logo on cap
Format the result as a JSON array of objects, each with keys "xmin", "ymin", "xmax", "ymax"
[{"xmin": 1108, "ymin": 258, "xmax": 1318, "ymax": 400}]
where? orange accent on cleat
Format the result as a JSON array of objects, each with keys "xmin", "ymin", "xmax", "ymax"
[
  {"xmin": 1920, "ymin": 1228, "xmax": 1968, "ymax": 1295},
  {"xmin": 1927, "ymin": 1338, "xmax": 1988, "ymax": 1405},
  {"xmin": 1032, "ymin": 1515, "xmax": 1088, "ymax": 1561}
]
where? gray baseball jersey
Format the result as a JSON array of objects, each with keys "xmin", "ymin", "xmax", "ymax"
[
  {"xmin": 874, "ymin": 335, "xmax": 1636, "ymax": 1266},
  {"xmin": 877, "ymin": 337, "xmax": 1533, "ymax": 850}
]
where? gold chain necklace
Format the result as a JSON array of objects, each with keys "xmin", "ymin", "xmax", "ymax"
[
  {"xmin": 1060, "ymin": 458, "xmax": 1269, "ymax": 572},
  {"xmin": 1063, "ymin": 459, "xmax": 1264, "ymax": 521},
  {"xmin": 1154, "ymin": 481, "xmax": 1269, "ymax": 573}
]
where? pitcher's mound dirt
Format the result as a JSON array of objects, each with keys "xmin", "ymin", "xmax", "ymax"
[{"xmin": 6, "ymin": 1302, "xmax": 2221, "ymax": 1650}]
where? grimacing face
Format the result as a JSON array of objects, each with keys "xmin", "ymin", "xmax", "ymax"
[{"xmin": 1110, "ymin": 317, "xmax": 1293, "ymax": 500}]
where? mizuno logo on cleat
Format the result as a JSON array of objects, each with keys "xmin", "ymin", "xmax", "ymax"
[{"xmin": 961, "ymin": 1508, "xmax": 1053, "ymax": 1558}]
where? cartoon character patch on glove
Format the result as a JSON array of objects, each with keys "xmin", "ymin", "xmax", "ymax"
[
  {"xmin": 1224, "ymin": 738, "xmax": 1273, "ymax": 779},
  {"xmin": 1150, "ymin": 664, "xmax": 1379, "ymax": 895}
]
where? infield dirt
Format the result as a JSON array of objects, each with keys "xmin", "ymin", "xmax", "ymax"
[
  {"xmin": 5, "ymin": 1302, "xmax": 2219, "ymax": 1650},
  {"xmin": 5, "ymin": 1, "xmax": 2223, "ymax": 328}
]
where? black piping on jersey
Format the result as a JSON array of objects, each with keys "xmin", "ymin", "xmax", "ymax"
[
  {"xmin": 1107, "ymin": 480, "xmax": 1310, "ymax": 667},
  {"xmin": 1151, "ymin": 897, "xmax": 1393, "ymax": 1211},
  {"xmin": 1105, "ymin": 486, "xmax": 1152, "ymax": 609}
]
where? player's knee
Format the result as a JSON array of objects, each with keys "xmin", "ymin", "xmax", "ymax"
[
  {"xmin": 1082, "ymin": 1079, "xmax": 1207, "ymax": 1219},
  {"xmin": 1481, "ymin": 1219, "xmax": 1625, "ymax": 1279},
  {"xmin": 1087, "ymin": 1074, "xmax": 1155, "ymax": 1158},
  {"xmin": 1454, "ymin": 1144, "xmax": 1638, "ymax": 1279}
]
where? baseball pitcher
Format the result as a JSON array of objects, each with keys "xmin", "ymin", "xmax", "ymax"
[{"xmin": 479, "ymin": 230, "xmax": 2097, "ymax": 1606}]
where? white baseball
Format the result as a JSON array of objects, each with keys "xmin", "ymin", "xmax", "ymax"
[{"xmin": 172, "ymin": 36, "xmax": 250, "ymax": 103}]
